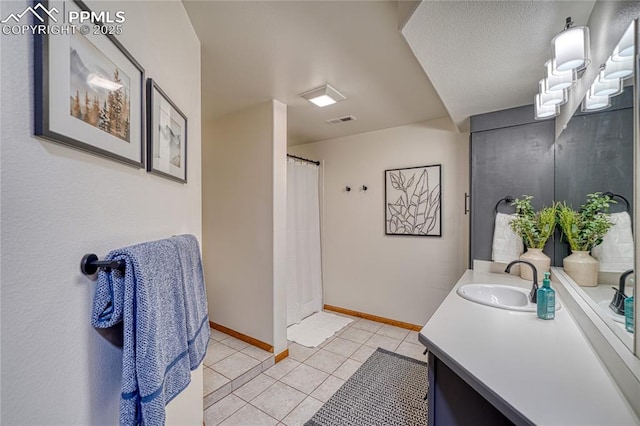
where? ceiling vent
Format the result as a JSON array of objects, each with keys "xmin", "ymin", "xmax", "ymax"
[{"xmin": 326, "ymin": 115, "xmax": 357, "ymax": 125}]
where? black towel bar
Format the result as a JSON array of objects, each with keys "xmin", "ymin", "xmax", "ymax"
[
  {"xmin": 80, "ymin": 253, "xmax": 125, "ymax": 276},
  {"xmin": 602, "ymin": 192, "xmax": 630, "ymax": 212},
  {"xmin": 494, "ymin": 195, "xmax": 515, "ymax": 214}
]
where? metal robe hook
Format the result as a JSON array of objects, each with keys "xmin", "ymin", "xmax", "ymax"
[
  {"xmin": 345, "ymin": 186, "xmax": 351, "ymax": 192},
  {"xmin": 361, "ymin": 185, "xmax": 368, "ymax": 191}
]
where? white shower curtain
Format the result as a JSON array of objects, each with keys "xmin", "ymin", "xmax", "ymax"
[{"xmin": 287, "ymin": 158, "xmax": 322, "ymax": 326}]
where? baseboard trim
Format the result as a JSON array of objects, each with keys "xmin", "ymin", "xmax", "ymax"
[
  {"xmin": 275, "ymin": 349, "xmax": 289, "ymax": 363},
  {"xmin": 209, "ymin": 321, "xmax": 274, "ymax": 353},
  {"xmin": 323, "ymin": 305, "xmax": 422, "ymax": 331}
]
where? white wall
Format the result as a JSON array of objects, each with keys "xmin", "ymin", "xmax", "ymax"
[
  {"xmin": 202, "ymin": 100, "xmax": 287, "ymax": 352},
  {"xmin": 0, "ymin": 1, "xmax": 203, "ymax": 424},
  {"xmin": 289, "ymin": 118, "xmax": 469, "ymax": 325}
]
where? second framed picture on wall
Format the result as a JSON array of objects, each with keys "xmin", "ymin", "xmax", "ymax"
[
  {"xmin": 146, "ymin": 79, "xmax": 188, "ymax": 183},
  {"xmin": 385, "ymin": 164, "xmax": 442, "ymax": 237}
]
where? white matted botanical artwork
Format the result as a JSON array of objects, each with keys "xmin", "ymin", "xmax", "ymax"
[
  {"xmin": 385, "ymin": 164, "xmax": 442, "ymax": 236},
  {"xmin": 147, "ymin": 79, "xmax": 187, "ymax": 183}
]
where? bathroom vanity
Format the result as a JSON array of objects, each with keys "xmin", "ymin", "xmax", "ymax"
[{"xmin": 419, "ymin": 269, "xmax": 639, "ymax": 425}]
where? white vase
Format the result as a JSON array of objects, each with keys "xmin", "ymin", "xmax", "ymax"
[
  {"xmin": 563, "ymin": 250, "xmax": 599, "ymax": 287},
  {"xmin": 519, "ymin": 248, "xmax": 551, "ymax": 282}
]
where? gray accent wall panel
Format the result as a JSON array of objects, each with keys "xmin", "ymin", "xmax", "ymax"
[{"xmin": 471, "ymin": 121, "xmax": 556, "ymax": 263}]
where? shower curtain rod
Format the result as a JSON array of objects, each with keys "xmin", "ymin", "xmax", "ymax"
[{"xmin": 287, "ymin": 154, "xmax": 320, "ymax": 166}]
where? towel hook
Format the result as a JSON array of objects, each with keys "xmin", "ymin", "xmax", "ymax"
[
  {"xmin": 602, "ymin": 192, "xmax": 630, "ymax": 212},
  {"xmin": 81, "ymin": 253, "xmax": 125, "ymax": 276},
  {"xmin": 494, "ymin": 195, "xmax": 515, "ymax": 214}
]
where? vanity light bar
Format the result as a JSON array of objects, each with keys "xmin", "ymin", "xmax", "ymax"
[
  {"xmin": 582, "ymin": 92, "xmax": 611, "ymax": 112},
  {"xmin": 534, "ymin": 94, "xmax": 559, "ymax": 120}
]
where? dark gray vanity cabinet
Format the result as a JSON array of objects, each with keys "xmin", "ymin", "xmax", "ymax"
[
  {"xmin": 428, "ymin": 353, "xmax": 516, "ymax": 426},
  {"xmin": 469, "ymin": 106, "xmax": 556, "ymax": 266}
]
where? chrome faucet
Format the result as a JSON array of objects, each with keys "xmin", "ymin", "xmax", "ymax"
[
  {"xmin": 610, "ymin": 269, "xmax": 633, "ymax": 315},
  {"xmin": 504, "ymin": 260, "xmax": 539, "ymax": 303}
]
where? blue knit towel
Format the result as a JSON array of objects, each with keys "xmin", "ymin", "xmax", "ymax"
[
  {"xmin": 169, "ymin": 234, "xmax": 210, "ymax": 368},
  {"xmin": 91, "ymin": 236, "xmax": 209, "ymax": 426}
]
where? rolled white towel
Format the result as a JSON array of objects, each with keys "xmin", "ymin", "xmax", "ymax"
[
  {"xmin": 592, "ymin": 212, "xmax": 634, "ymax": 272},
  {"xmin": 492, "ymin": 212, "xmax": 524, "ymax": 264}
]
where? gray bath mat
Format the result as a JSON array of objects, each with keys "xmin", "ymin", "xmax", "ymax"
[{"xmin": 305, "ymin": 348, "xmax": 428, "ymax": 426}]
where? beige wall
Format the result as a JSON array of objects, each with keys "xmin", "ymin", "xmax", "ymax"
[
  {"xmin": 0, "ymin": 0, "xmax": 203, "ymax": 424},
  {"xmin": 289, "ymin": 118, "xmax": 469, "ymax": 325},
  {"xmin": 202, "ymin": 100, "xmax": 287, "ymax": 351}
]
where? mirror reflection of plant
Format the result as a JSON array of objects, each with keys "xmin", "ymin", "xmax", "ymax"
[
  {"xmin": 509, "ymin": 195, "xmax": 557, "ymax": 249},
  {"xmin": 556, "ymin": 192, "xmax": 615, "ymax": 252}
]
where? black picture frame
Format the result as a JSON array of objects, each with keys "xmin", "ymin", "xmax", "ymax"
[
  {"xmin": 384, "ymin": 164, "xmax": 442, "ymax": 237},
  {"xmin": 146, "ymin": 79, "xmax": 188, "ymax": 183},
  {"xmin": 34, "ymin": 0, "xmax": 145, "ymax": 167}
]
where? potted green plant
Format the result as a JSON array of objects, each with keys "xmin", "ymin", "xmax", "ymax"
[
  {"xmin": 509, "ymin": 195, "xmax": 557, "ymax": 281},
  {"xmin": 556, "ymin": 192, "xmax": 614, "ymax": 286}
]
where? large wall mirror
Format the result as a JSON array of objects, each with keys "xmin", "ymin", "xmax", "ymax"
[{"xmin": 554, "ymin": 19, "xmax": 637, "ymax": 353}]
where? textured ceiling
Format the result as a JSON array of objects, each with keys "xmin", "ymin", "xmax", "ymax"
[
  {"xmin": 185, "ymin": 1, "xmax": 598, "ymax": 144},
  {"xmin": 183, "ymin": 1, "xmax": 447, "ymax": 145},
  {"xmin": 402, "ymin": 0, "xmax": 596, "ymax": 131}
]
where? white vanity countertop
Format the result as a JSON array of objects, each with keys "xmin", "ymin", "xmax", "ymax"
[{"xmin": 419, "ymin": 269, "xmax": 640, "ymax": 426}]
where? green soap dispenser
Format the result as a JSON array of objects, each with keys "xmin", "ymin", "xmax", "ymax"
[
  {"xmin": 537, "ymin": 272, "xmax": 555, "ymax": 320},
  {"xmin": 625, "ymin": 296, "xmax": 634, "ymax": 333}
]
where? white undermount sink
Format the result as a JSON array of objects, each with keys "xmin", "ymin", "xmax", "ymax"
[{"xmin": 457, "ymin": 284, "xmax": 561, "ymax": 312}]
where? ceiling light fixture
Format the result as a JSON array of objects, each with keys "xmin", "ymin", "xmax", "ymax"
[
  {"xmin": 582, "ymin": 92, "xmax": 610, "ymax": 112},
  {"xmin": 590, "ymin": 71, "xmax": 622, "ymax": 97},
  {"xmin": 551, "ymin": 17, "xmax": 590, "ymax": 73},
  {"xmin": 612, "ymin": 22, "xmax": 635, "ymax": 61},
  {"xmin": 300, "ymin": 84, "xmax": 346, "ymax": 107},
  {"xmin": 538, "ymin": 79, "xmax": 567, "ymax": 106},
  {"xmin": 600, "ymin": 56, "xmax": 634, "ymax": 81},
  {"xmin": 544, "ymin": 60, "xmax": 575, "ymax": 92},
  {"xmin": 534, "ymin": 94, "xmax": 559, "ymax": 120}
]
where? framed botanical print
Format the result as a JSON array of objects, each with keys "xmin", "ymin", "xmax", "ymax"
[
  {"xmin": 146, "ymin": 79, "xmax": 187, "ymax": 183},
  {"xmin": 34, "ymin": 0, "xmax": 145, "ymax": 167},
  {"xmin": 385, "ymin": 164, "xmax": 442, "ymax": 237}
]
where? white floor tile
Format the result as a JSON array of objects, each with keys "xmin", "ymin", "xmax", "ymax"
[
  {"xmin": 250, "ymin": 382, "xmax": 307, "ymax": 421},
  {"xmin": 350, "ymin": 344, "xmax": 377, "ymax": 363},
  {"xmin": 339, "ymin": 327, "xmax": 374, "ymax": 344},
  {"xmin": 377, "ymin": 324, "xmax": 410, "ymax": 341},
  {"xmin": 204, "ymin": 340, "xmax": 237, "ymax": 366},
  {"xmin": 303, "ymin": 349, "xmax": 347, "ymax": 374},
  {"xmin": 395, "ymin": 341, "xmax": 428, "ymax": 362},
  {"xmin": 322, "ymin": 337, "xmax": 361, "ymax": 358},
  {"xmin": 363, "ymin": 333, "xmax": 401, "ymax": 352},
  {"xmin": 204, "ymin": 394, "xmax": 246, "ymax": 426},
  {"xmin": 263, "ymin": 357, "xmax": 300, "ymax": 380},
  {"xmin": 332, "ymin": 358, "xmax": 362, "ymax": 381},
  {"xmin": 350, "ymin": 318, "xmax": 383, "ymax": 333},
  {"xmin": 287, "ymin": 342, "xmax": 319, "ymax": 363},
  {"xmin": 210, "ymin": 329, "xmax": 231, "ymax": 341},
  {"xmin": 220, "ymin": 336, "xmax": 250, "ymax": 351},
  {"xmin": 280, "ymin": 363, "xmax": 329, "ymax": 395},
  {"xmin": 219, "ymin": 404, "xmax": 278, "ymax": 426},
  {"xmin": 310, "ymin": 375, "xmax": 345, "ymax": 403},
  {"xmin": 233, "ymin": 373, "xmax": 276, "ymax": 402},
  {"xmin": 282, "ymin": 396, "xmax": 324, "ymax": 426},
  {"xmin": 404, "ymin": 330, "xmax": 420, "ymax": 343},
  {"xmin": 241, "ymin": 344, "xmax": 273, "ymax": 362},
  {"xmin": 204, "ymin": 367, "xmax": 230, "ymax": 396},
  {"xmin": 213, "ymin": 352, "xmax": 261, "ymax": 380}
]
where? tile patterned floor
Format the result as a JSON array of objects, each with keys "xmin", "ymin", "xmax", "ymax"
[{"xmin": 203, "ymin": 313, "xmax": 427, "ymax": 426}]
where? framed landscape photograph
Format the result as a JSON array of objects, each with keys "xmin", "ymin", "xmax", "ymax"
[
  {"xmin": 146, "ymin": 79, "xmax": 187, "ymax": 183},
  {"xmin": 34, "ymin": 0, "xmax": 145, "ymax": 167},
  {"xmin": 385, "ymin": 164, "xmax": 442, "ymax": 237}
]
